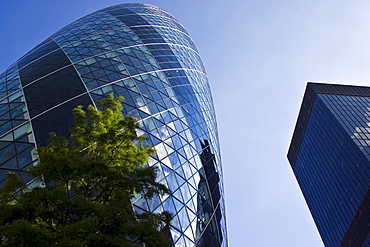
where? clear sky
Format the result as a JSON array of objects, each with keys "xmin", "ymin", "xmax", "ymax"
[{"xmin": 2, "ymin": 0, "xmax": 370, "ymax": 246}]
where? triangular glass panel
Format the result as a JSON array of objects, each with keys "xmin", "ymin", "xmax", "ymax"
[
  {"xmin": 15, "ymin": 142, "xmax": 34, "ymax": 154},
  {"xmin": 0, "ymin": 156, "xmax": 18, "ymax": 170},
  {"xmin": 0, "ymin": 132, "xmax": 13, "ymax": 141},
  {"xmin": 17, "ymin": 148, "xmax": 34, "ymax": 168}
]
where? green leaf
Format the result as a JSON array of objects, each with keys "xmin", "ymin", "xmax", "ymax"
[{"xmin": 0, "ymin": 93, "xmax": 171, "ymax": 246}]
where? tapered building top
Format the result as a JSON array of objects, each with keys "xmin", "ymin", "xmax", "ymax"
[{"xmin": 0, "ymin": 4, "xmax": 227, "ymax": 246}]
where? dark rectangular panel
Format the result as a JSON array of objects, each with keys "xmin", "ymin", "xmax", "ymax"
[
  {"xmin": 24, "ymin": 65, "xmax": 87, "ymax": 118},
  {"xmin": 31, "ymin": 94, "xmax": 92, "ymax": 145},
  {"xmin": 19, "ymin": 40, "xmax": 71, "ymax": 86}
]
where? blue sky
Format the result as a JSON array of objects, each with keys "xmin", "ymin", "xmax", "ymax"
[{"xmin": 2, "ymin": 1, "xmax": 370, "ymax": 246}]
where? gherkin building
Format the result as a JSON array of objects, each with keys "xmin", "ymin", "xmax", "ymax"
[{"xmin": 0, "ymin": 3, "xmax": 227, "ymax": 246}]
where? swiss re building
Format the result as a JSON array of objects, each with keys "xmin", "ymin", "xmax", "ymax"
[
  {"xmin": 288, "ymin": 82, "xmax": 370, "ymax": 247},
  {"xmin": 0, "ymin": 4, "xmax": 227, "ymax": 247}
]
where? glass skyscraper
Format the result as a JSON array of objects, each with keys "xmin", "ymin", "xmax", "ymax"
[
  {"xmin": 288, "ymin": 82, "xmax": 370, "ymax": 247},
  {"xmin": 0, "ymin": 4, "xmax": 227, "ymax": 247}
]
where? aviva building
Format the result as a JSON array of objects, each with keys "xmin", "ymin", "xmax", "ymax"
[
  {"xmin": 288, "ymin": 82, "xmax": 370, "ymax": 246},
  {"xmin": 0, "ymin": 4, "xmax": 227, "ymax": 247}
]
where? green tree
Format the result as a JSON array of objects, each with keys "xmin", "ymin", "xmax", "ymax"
[{"xmin": 0, "ymin": 94, "xmax": 171, "ymax": 247}]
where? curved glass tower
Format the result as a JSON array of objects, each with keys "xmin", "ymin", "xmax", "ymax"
[{"xmin": 0, "ymin": 4, "xmax": 226, "ymax": 247}]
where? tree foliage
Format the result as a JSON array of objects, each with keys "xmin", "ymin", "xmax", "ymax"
[{"xmin": 0, "ymin": 94, "xmax": 171, "ymax": 246}]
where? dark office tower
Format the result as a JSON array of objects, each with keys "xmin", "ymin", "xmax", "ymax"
[
  {"xmin": 288, "ymin": 82, "xmax": 370, "ymax": 247},
  {"xmin": 0, "ymin": 4, "xmax": 227, "ymax": 247}
]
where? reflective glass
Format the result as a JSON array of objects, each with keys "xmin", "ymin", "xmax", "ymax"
[{"xmin": 0, "ymin": 3, "xmax": 226, "ymax": 246}]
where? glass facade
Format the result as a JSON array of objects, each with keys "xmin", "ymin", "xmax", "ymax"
[
  {"xmin": 288, "ymin": 82, "xmax": 370, "ymax": 247},
  {"xmin": 0, "ymin": 4, "xmax": 227, "ymax": 247}
]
